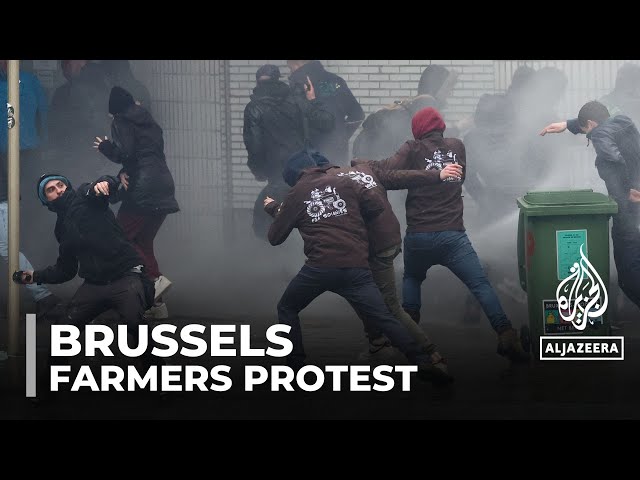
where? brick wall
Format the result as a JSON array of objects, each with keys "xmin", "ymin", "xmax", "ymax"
[{"xmin": 229, "ymin": 60, "xmax": 494, "ymax": 209}]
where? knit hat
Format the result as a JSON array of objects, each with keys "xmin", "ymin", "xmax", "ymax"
[
  {"xmin": 255, "ymin": 64, "xmax": 281, "ymax": 82},
  {"xmin": 37, "ymin": 174, "xmax": 71, "ymax": 205},
  {"xmin": 108, "ymin": 86, "xmax": 135, "ymax": 115},
  {"xmin": 283, "ymin": 149, "xmax": 319, "ymax": 187},
  {"xmin": 411, "ymin": 107, "xmax": 446, "ymax": 139}
]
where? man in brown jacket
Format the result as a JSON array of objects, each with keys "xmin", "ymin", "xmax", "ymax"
[
  {"xmin": 263, "ymin": 150, "xmax": 454, "ymax": 384},
  {"xmin": 373, "ymin": 106, "xmax": 530, "ymax": 364},
  {"xmin": 314, "ymin": 154, "xmax": 463, "ymax": 369}
]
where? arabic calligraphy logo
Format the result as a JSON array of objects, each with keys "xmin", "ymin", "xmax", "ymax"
[{"xmin": 555, "ymin": 244, "xmax": 608, "ymax": 331}]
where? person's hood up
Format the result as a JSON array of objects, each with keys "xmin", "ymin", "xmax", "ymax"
[{"xmin": 412, "ymin": 107, "xmax": 446, "ymax": 139}]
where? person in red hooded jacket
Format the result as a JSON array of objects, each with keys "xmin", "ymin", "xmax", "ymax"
[{"xmin": 371, "ymin": 107, "xmax": 530, "ymax": 363}]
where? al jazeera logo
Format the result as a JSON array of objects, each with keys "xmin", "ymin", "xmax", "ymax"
[{"xmin": 540, "ymin": 244, "xmax": 624, "ymax": 360}]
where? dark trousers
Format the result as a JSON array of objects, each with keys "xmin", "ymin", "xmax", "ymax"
[
  {"xmin": 358, "ymin": 244, "xmax": 437, "ymax": 354},
  {"xmin": 276, "ymin": 264, "xmax": 430, "ymax": 370},
  {"xmin": 36, "ymin": 273, "xmax": 153, "ymax": 392},
  {"xmin": 117, "ymin": 210, "xmax": 167, "ymax": 279},
  {"xmin": 612, "ymin": 224, "xmax": 640, "ymax": 309}
]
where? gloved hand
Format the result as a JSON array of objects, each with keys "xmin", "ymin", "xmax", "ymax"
[
  {"xmin": 12, "ymin": 270, "xmax": 33, "ymax": 284},
  {"xmin": 98, "ymin": 139, "xmax": 115, "ymax": 157}
]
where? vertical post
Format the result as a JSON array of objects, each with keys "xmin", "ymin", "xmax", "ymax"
[
  {"xmin": 7, "ymin": 60, "xmax": 20, "ymax": 357},
  {"xmin": 222, "ymin": 60, "xmax": 235, "ymax": 246}
]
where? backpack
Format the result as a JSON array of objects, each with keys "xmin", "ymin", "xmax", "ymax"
[{"xmin": 352, "ymin": 94, "xmax": 438, "ymax": 160}]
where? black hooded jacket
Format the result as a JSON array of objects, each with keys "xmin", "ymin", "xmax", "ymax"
[
  {"xmin": 48, "ymin": 62, "xmax": 112, "ymax": 162},
  {"xmin": 289, "ymin": 61, "xmax": 364, "ymax": 166},
  {"xmin": 33, "ymin": 176, "xmax": 143, "ymax": 285},
  {"xmin": 99, "ymin": 103, "xmax": 180, "ymax": 215},
  {"xmin": 568, "ymin": 114, "xmax": 640, "ymax": 235},
  {"xmin": 242, "ymin": 79, "xmax": 334, "ymax": 182}
]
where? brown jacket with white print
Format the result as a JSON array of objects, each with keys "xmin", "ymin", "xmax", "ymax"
[
  {"xmin": 264, "ymin": 164, "xmax": 384, "ymax": 268},
  {"xmin": 374, "ymin": 131, "xmax": 466, "ymax": 233},
  {"xmin": 337, "ymin": 162, "xmax": 442, "ymax": 255}
]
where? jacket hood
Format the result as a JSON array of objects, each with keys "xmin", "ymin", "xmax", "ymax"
[
  {"xmin": 118, "ymin": 103, "xmax": 155, "ymax": 126},
  {"xmin": 289, "ymin": 60, "xmax": 326, "ymax": 84},
  {"xmin": 417, "ymin": 65, "xmax": 458, "ymax": 105},
  {"xmin": 250, "ymin": 80, "xmax": 291, "ymax": 104}
]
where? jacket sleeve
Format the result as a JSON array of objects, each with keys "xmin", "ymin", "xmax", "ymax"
[
  {"xmin": 337, "ymin": 79, "xmax": 365, "ymax": 139},
  {"xmin": 301, "ymin": 98, "xmax": 335, "ymax": 133},
  {"xmin": 374, "ymin": 142, "xmax": 414, "ymax": 171},
  {"xmin": 566, "ymin": 118, "xmax": 582, "ymax": 135},
  {"xmin": 597, "ymin": 161, "xmax": 630, "ymax": 211},
  {"xmin": 457, "ymin": 141, "xmax": 467, "ymax": 184},
  {"xmin": 99, "ymin": 118, "xmax": 135, "ymax": 164},
  {"xmin": 79, "ymin": 176, "xmax": 120, "ymax": 209},
  {"xmin": 356, "ymin": 182, "xmax": 385, "ymax": 223},
  {"xmin": 242, "ymin": 102, "xmax": 268, "ymax": 180},
  {"xmin": 591, "ymin": 127, "xmax": 631, "ymax": 208},
  {"xmin": 267, "ymin": 190, "xmax": 299, "ymax": 246},
  {"xmin": 33, "ymin": 243, "xmax": 78, "ymax": 285},
  {"xmin": 374, "ymin": 168, "xmax": 441, "ymax": 190}
]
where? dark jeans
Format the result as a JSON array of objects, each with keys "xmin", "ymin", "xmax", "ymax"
[
  {"xmin": 276, "ymin": 264, "xmax": 431, "ymax": 370},
  {"xmin": 36, "ymin": 273, "xmax": 153, "ymax": 391},
  {"xmin": 252, "ymin": 180, "xmax": 291, "ymax": 241},
  {"xmin": 402, "ymin": 231, "xmax": 511, "ymax": 332},
  {"xmin": 117, "ymin": 210, "xmax": 167, "ymax": 279},
  {"xmin": 612, "ymin": 223, "xmax": 640, "ymax": 309}
]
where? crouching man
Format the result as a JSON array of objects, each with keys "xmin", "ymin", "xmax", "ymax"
[{"xmin": 15, "ymin": 173, "xmax": 160, "ymax": 402}]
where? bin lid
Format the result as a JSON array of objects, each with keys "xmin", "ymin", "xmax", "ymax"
[{"xmin": 516, "ymin": 189, "xmax": 618, "ymax": 216}]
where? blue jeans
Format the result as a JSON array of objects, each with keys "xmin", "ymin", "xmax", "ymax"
[
  {"xmin": 0, "ymin": 201, "xmax": 52, "ymax": 302},
  {"xmin": 277, "ymin": 265, "xmax": 431, "ymax": 370},
  {"xmin": 402, "ymin": 231, "xmax": 510, "ymax": 332}
]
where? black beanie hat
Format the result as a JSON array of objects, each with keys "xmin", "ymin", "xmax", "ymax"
[
  {"xmin": 108, "ymin": 86, "xmax": 135, "ymax": 115},
  {"xmin": 283, "ymin": 150, "xmax": 318, "ymax": 187}
]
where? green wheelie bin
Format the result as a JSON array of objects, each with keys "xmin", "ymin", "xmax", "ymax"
[{"xmin": 516, "ymin": 189, "xmax": 618, "ymax": 360}]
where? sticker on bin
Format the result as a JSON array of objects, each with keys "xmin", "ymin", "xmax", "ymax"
[
  {"xmin": 539, "ymin": 336, "xmax": 623, "ymax": 360},
  {"xmin": 543, "ymin": 299, "xmax": 603, "ymax": 335}
]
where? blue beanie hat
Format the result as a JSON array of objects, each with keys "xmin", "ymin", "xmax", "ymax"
[
  {"xmin": 37, "ymin": 174, "xmax": 71, "ymax": 205},
  {"xmin": 282, "ymin": 149, "xmax": 330, "ymax": 187}
]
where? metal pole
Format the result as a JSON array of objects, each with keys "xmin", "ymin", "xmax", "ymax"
[{"xmin": 7, "ymin": 60, "xmax": 20, "ymax": 357}]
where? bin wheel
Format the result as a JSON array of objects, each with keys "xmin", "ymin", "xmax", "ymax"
[{"xmin": 520, "ymin": 325, "xmax": 531, "ymax": 353}]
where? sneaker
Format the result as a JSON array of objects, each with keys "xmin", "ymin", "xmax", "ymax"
[
  {"xmin": 154, "ymin": 275, "xmax": 172, "ymax": 301},
  {"xmin": 145, "ymin": 302, "xmax": 169, "ymax": 320},
  {"xmin": 417, "ymin": 354, "xmax": 454, "ymax": 385},
  {"xmin": 497, "ymin": 327, "xmax": 530, "ymax": 363}
]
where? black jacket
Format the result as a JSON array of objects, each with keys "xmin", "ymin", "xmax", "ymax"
[
  {"xmin": 568, "ymin": 115, "xmax": 640, "ymax": 235},
  {"xmin": 242, "ymin": 79, "xmax": 334, "ymax": 182},
  {"xmin": 99, "ymin": 103, "xmax": 180, "ymax": 215},
  {"xmin": 289, "ymin": 61, "xmax": 364, "ymax": 166},
  {"xmin": 33, "ymin": 176, "xmax": 143, "ymax": 285},
  {"xmin": 48, "ymin": 62, "xmax": 112, "ymax": 168}
]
